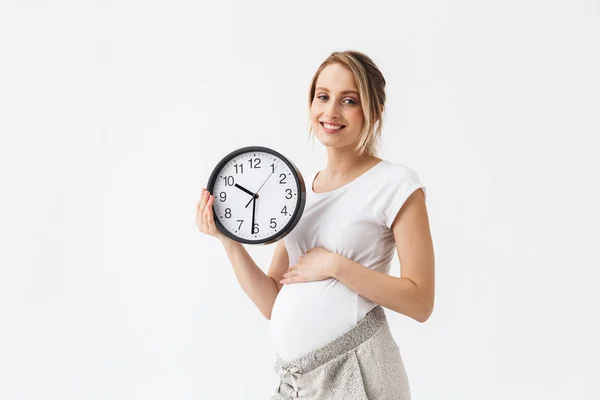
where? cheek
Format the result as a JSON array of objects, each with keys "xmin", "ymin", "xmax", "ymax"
[
  {"xmin": 310, "ymin": 102, "xmax": 321, "ymax": 117},
  {"xmin": 348, "ymin": 108, "xmax": 364, "ymax": 123},
  {"xmin": 310, "ymin": 108, "xmax": 323, "ymax": 128}
]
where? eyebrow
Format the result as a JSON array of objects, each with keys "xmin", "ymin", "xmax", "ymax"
[{"xmin": 315, "ymin": 87, "xmax": 359, "ymax": 95}]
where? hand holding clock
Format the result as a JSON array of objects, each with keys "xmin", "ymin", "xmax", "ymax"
[
  {"xmin": 198, "ymin": 174, "xmax": 269, "ymax": 239},
  {"xmin": 196, "ymin": 188, "xmax": 229, "ymax": 242}
]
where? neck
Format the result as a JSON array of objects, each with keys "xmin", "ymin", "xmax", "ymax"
[{"xmin": 323, "ymin": 147, "xmax": 380, "ymax": 180}]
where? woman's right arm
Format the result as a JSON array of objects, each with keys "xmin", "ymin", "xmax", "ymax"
[
  {"xmin": 220, "ymin": 237, "xmax": 289, "ymax": 319},
  {"xmin": 196, "ymin": 188, "xmax": 289, "ymax": 320}
]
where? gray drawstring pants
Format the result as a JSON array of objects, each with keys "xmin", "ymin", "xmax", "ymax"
[{"xmin": 270, "ymin": 305, "xmax": 411, "ymax": 399}]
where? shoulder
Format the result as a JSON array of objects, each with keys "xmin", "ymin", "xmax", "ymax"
[
  {"xmin": 368, "ymin": 159, "xmax": 427, "ymax": 228},
  {"xmin": 377, "ymin": 159, "xmax": 421, "ymax": 182}
]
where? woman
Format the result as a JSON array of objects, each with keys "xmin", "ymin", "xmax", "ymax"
[{"xmin": 196, "ymin": 50, "xmax": 435, "ymax": 399}]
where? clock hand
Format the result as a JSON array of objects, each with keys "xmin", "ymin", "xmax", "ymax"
[
  {"xmin": 234, "ymin": 183, "xmax": 255, "ymax": 197},
  {"xmin": 245, "ymin": 165, "xmax": 279, "ymax": 208},
  {"xmin": 251, "ymin": 194, "xmax": 256, "ymax": 235},
  {"xmin": 254, "ymin": 167, "xmax": 277, "ymax": 196}
]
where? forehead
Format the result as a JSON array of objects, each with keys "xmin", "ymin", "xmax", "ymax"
[{"xmin": 315, "ymin": 63, "xmax": 358, "ymax": 92}]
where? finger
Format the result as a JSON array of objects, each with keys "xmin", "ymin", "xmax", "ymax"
[
  {"xmin": 197, "ymin": 190, "xmax": 206, "ymax": 214},
  {"xmin": 205, "ymin": 195, "xmax": 215, "ymax": 220},
  {"xmin": 203, "ymin": 196, "xmax": 211, "ymax": 226},
  {"xmin": 196, "ymin": 201, "xmax": 202, "ymax": 226},
  {"xmin": 204, "ymin": 195, "xmax": 213, "ymax": 216},
  {"xmin": 206, "ymin": 196, "xmax": 216, "ymax": 231},
  {"xmin": 198, "ymin": 190, "xmax": 209, "ymax": 215},
  {"xmin": 203, "ymin": 191, "xmax": 212, "ymax": 210},
  {"xmin": 196, "ymin": 194, "xmax": 207, "ymax": 228},
  {"xmin": 282, "ymin": 275, "xmax": 300, "ymax": 284}
]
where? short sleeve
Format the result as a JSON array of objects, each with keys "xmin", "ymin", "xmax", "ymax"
[{"xmin": 371, "ymin": 164, "xmax": 426, "ymax": 230}]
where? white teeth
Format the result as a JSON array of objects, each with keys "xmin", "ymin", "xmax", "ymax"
[{"xmin": 323, "ymin": 123, "xmax": 343, "ymax": 129}]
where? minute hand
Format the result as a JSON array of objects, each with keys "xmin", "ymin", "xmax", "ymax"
[
  {"xmin": 251, "ymin": 195, "xmax": 256, "ymax": 235},
  {"xmin": 245, "ymin": 168, "xmax": 277, "ymax": 208}
]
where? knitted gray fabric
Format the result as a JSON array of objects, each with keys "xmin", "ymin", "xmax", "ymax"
[{"xmin": 270, "ymin": 306, "xmax": 411, "ymax": 399}]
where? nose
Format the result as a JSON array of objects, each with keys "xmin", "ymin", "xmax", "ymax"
[{"xmin": 324, "ymin": 100, "xmax": 342, "ymax": 119}]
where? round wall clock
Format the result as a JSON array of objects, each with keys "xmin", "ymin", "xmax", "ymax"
[{"xmin": 206, "ymin": 146, "xmax": 306, "ymax": 245}]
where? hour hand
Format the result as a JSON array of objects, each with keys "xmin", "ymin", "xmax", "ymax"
[{"xmin": 234, "ymin": 183, "xmax": 255, "ymax": 197}]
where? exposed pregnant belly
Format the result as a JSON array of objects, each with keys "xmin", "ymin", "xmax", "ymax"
[{"xmin": 269, "ymin": 277, "xmax": 359, "ymax": 361}]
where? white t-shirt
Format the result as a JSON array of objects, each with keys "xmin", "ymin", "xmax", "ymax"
[{"xmin": 269, "ymin": 159, "xmax": 427, "ymax": 361}]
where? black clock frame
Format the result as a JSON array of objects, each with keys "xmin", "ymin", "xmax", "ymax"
[{"xmin": 206, "ymin": 146, "xmax": 306, "ymax": 245}]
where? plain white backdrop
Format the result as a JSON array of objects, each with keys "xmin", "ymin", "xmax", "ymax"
[{"xmin": 1, "ymin": 0, "xmax": 599, "ymax": 399}]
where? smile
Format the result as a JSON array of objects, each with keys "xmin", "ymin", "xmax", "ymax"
[{"xmin": 320, "ymin": 122, "xmax": 345, "ymax": 133}]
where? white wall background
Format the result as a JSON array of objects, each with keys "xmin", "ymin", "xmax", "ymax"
[{"xmin": 1, "ymin": 0, "xmax": 599, "ymax": 399}]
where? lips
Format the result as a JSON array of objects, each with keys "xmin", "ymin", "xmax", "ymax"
[
  {"xmin": 320, "ymin": 122, "xmax": 345, "ymax": 133},
  {"xmin": 320, "ymin": 121, "xmax": 345, "ymax": 128}
]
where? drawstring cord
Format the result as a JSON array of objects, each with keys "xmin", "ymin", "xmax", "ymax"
[{"xmin": 277, "ymin": 365, "xmax": 301, "ymax": 398}]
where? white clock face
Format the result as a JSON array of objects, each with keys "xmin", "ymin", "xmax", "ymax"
[{"xmin": 211, "ymin": 150, "xmax": 300, "ymax": 242}]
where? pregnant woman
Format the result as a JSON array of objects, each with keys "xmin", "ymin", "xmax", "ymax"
[{"xmin": 196, "ymin": 50, "xmax": 435, "ymax": 399}]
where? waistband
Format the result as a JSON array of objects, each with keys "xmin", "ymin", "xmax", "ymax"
[{"xmin": 273, "ymin": 305, "xmax": 387, "ymax": 375}]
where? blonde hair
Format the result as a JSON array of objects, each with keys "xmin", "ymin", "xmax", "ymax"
[{"xmin": 307, "ymin": 50, "xmax": 387, "ymax": 157}]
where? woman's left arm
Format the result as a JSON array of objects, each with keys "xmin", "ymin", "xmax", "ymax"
[{"xmin": 331, "ymin": 188, "xmax": 435, "ymax": 323}]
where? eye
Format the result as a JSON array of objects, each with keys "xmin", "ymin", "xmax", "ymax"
[{"xmin": 316, "ymin": 94, "xmax": 357, "ymax": 105}]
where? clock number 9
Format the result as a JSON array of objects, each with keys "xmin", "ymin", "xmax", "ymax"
[{"xmin": 219, "ymin": 192, "xmax": 227, "ymax": 202}]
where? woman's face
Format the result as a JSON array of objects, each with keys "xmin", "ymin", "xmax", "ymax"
[{"xmin": 310, "ymin": 63, "xmax": 365, "ymax": 150}]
